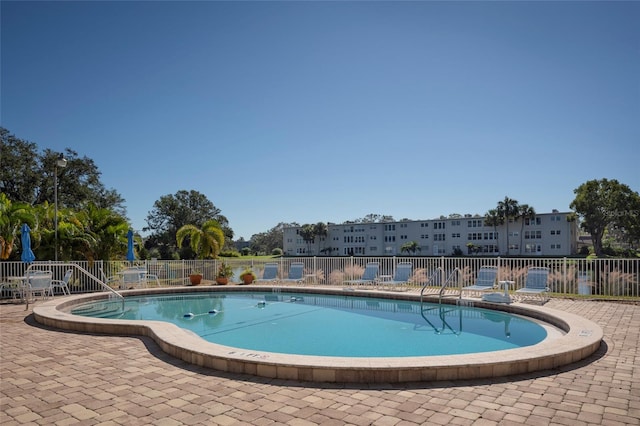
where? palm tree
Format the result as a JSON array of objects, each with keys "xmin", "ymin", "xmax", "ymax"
[
  {"xmin": 497, "ymin": 197, "xmax": 520, "ymax": 256},
  {"xmin": 313, "ymin": 222, "xmax": 328, "ymax": 254},
  {"xmin": 518, "ymin": 204, "xmax": 536, "ymax": 255},
  {"xmin": 56, "ymin": 207, "xmax": 91, "ymax": 262},
  {"xmin": 484, "ymin": 208, "xmax": 502, "ymax": 255},
  {"xmin": 0, "ymin": 193, "xmax": 35, "ymax": 259},
  {"xmin": 76, "ymin": 203, "xmax": 130, "ymax": 261},
  {"xmin": 176, "ymin": 220, "xmax": 225, "ymax": 259},
  {"xmin": 299, "ymin": 224, "xmax": 316, "ymax": 255},
  {"xmin": 31, "ymin": 201, "xmax": 85, "ymax": 261},
  {"xmin": 401, "ymin": 241, "xmax": 421, "ymax": 255}
]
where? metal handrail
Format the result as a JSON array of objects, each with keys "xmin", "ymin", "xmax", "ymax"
[
  {"xmin": 439, "ymin": 267, "xmax": 462, "ymax": 301},
  {"xmin": 420, "ymin": 268, "xmax": 442, "ymax": 303},
  {"xmin": 25, "ymin": 263, "xmax": 124, "ymax": 311}
]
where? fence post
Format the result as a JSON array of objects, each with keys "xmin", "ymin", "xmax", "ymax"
[{"xmin": 562, "ymin": 257, "xmax": 567, "ymax": 294}]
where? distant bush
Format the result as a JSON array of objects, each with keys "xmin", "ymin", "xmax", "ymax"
[{"xmin": 272, "ymin": 248, "xmax": 283, "ymax": 256}]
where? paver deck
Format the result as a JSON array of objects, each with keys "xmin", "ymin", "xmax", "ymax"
[{"xmin": 1, "ymin": 298, "xmax": 638, "ymax": 425}]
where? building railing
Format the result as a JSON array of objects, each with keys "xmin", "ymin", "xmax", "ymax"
[{"xmin": 1, "ymin": 257, "xmax": 638, "ymax": 298}]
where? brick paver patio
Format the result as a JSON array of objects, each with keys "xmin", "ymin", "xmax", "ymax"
[{"xmin": 1, "ymin": 298, "xmax": 638, "ymax": 425}]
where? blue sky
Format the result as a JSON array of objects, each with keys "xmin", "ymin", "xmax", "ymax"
[{"xmin": 2, "ymin": 1, "xmax": 638, "ymax": 240}]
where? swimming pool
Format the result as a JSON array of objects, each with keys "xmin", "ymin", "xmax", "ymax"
[
  {"xmin": 71, "ymin": 292, "xmax": 548, "ymax": 357},
  {"xmin": 34, "ymin": 286, "xmax": 603, "ymax": 383}
]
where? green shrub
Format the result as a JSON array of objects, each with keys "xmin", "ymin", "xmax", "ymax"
[{"xmin": 219, "ymin": 250, "xmax": 240, "ymax": 258}]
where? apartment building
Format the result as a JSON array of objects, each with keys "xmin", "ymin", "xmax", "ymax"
[{"xmin": 283, "ymin": 210, "xmax": 578, "ymax": 257}]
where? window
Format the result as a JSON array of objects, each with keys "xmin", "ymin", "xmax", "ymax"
[
  {"xmin": 484, "ymin": 245, "xmax": 498, "ymax": 253},
  {"xmin": 451, "ymin": 233, "xmax": 460, "ymax": 238},
  {"xmin": 524, "ymin": 243, "xmax": 540, "ymax": 253},
  {"xmin": 527, "ymin": 217, "xmax": 542, "ymax": 225}
]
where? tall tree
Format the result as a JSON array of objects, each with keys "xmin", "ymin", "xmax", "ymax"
[
  {"xmin": 496, "ymin": 196, "xmax": 520, "ymax": 255},
  {"xmin": 299, "ymin": 224, "xmax": 316, "ymax": 255},
  {"xmin": 483, "ymin": 208, "xmax": 502, "ymax": 254},
  {"xmin": 570, "ymin": 179, "xmax": 640, "ymax": 257},
  {"xmin": 1, "ymin": 128, "xmax": 126, "ymax": 215},
  {"xmin": 249, "ymin": 222, "xmax": 296, "ymax": 255},
  {"xmin": 313, "ymin": 222, "xmax": 328, "ymax": 254},
  {"xmin": 0, "ymin": 128, "xmax": 41, "ymax": 203},
  {"xmin": 518, "ymin": 204, "xmax": 536, "ymax": 255},
  {"xmin": 1, "ymin": 128, "xmax": 135, "ymax": 260},
  {"xmin": 345, "ymin": 214, "xmax": 394, "ymax": 224},
  {"xmin": 35, "ymin": 149, "xmax": 127, "ymax": 216},
  {"xmin": 144, "ymin": 190, "xmax": 228, "ymax": 259}
]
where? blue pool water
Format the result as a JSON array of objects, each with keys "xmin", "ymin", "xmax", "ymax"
[{"xmin": 71, "ymin": 292, "xmax": 548, "ymax": 357}]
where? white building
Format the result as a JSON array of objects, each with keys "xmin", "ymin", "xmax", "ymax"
[{"xmin": 283, "ymin": 211, "xmax": 578, "ymax": 257}]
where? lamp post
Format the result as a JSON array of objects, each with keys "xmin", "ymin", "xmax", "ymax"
[{"xmin": 54, "ymin": 153, "xmax": 67, "ymax": 261}]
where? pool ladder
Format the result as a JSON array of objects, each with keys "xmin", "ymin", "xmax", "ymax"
[
  {"xmin": 419, "ymin": 267, "xmax": 462, "ymax": 305},
  {"xmin": 418, "ymin": 268, "xmax": 463, "ymax": 335}
]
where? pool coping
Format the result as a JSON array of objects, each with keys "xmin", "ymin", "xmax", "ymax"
[{"xmin": 33, "ymin": 286, "xmax": 604, "ymax": 383}]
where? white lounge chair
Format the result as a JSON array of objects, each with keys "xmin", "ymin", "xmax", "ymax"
[
  {"xmin": 461, "ymin": 266, "xmax": 498, "ymax": 297},
  {"xmin": 516, "ymin": 267, "xmax": 550, "ymax": 303},
  {"xmin": 108, "ymin": 267, "xmax": 160, "ymax": 289},
  {"xmin": 383, "ymin": 262, "xmax": 413, "ymax": 290},
  {"xmin": 344, "ymin": 262, "xmax": 379, "ymax": 288},
  {"xmin": 281, "ymin": 262, "xmax": 304, "ymax": 285},
  {"xmin": 26, "ymin": 270, "xmax": 53, "ymax": 300},
  {"xmin": 51, "ymin": 269, "xmax": 73, "ymax": 295},
  {"xmin": 255, "ymin": 263, "xmax": 279, "ymax": 284}
]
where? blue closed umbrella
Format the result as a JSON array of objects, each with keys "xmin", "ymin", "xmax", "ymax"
[
  {"xmin": 21, "ymin": 223, "xmax": 36, "ymax": 263},
  {"xmin": 126, "ymin": 229, "xmax": 135, "ymax": 261}
]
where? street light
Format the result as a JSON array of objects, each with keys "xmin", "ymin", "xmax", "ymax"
[{"xmin": 54, "ymin": 153, "xmax": 67, "ymax": 261}]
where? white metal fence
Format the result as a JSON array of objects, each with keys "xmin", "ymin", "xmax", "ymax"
[{"xmin": 1, "ymin": 256, "xmax": 638, "ymax": 298}]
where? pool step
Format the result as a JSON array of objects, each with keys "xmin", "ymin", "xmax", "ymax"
[{"xmin": 71, "ymin": 303, "xmax": 124, "ymax": 318}]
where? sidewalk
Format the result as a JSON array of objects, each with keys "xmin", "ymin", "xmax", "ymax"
[{"xmin": 1, "ymin": 298, "xmax": 638, "ymax": 425}]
